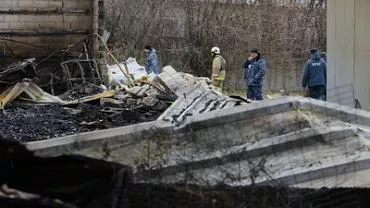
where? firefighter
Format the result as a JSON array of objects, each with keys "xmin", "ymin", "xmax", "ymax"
[{"xmin": 211, "ymin": 47, "xmax": 226, "ymax": 92}]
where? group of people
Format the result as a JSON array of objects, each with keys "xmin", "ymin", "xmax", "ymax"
[
  {"xmin": 211, "ymin": 47, "xmax": 327, "ymax": 101},
  {"xmin": 144, "ymin": 45, "xmax": 327, "ymax": 101}
]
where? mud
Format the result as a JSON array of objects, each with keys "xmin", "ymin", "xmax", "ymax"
[{"xmin": 0, "ymin": 103, "xmax": 163, "ymax": 142}]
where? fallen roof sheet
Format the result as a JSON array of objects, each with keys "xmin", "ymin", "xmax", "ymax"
[{"xmin": 157, "ymin": 66, "xmax": 247, "ymax": 127}]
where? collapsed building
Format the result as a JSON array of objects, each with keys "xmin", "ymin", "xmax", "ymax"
[
  {"xmin": 3, "ymin": 65, "xmax": 370, "ymax": 207},
  {"xmin": 19, "ymin": 80, "xmax": 370, "ymax": 207},
  {"xmin": 0, "ymin": 0, "xmax": 103, "ymax": 58},
  {"xmin": 0, "ymin": 0, "xmax": 107, "ymax": 96},
  {"xmin": 0, "ymin": 0, "xmax": 177, "ymax": 141},
  {"xmin": 2, "ymin": 0, "xmax": 370, "ymax": 207}
]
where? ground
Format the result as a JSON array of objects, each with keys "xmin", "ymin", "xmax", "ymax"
[{"xmin": 0, "ymin": 102, "xmax": 163, "ymax": 142}]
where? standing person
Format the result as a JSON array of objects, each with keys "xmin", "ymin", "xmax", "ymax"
[
  {"xmin": 144, "ymin": 45, "xmax": 160, "ymax": 74},
  {"xmin": 301, "ymin": 49, "xmax": 327, "ymax": 100},
  {"xmin": 243, "ymin": 48, "xmax": 267, "ymax": 100},
  {"xmin": 211, "ymin": 46, "xmax": 226, "ymax": 92}
]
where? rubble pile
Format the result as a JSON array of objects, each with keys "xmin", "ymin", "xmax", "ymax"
[
  {"xmin": 0, "ymin": 58, "xmax": 179, "ymax": 141},
  {"xmin": 0, "ymin": 103, "xmax": 166, "ymax": 142},
  {"xmin": 0, "ymin": 83, "xmax": 171, "ymax": 141},
  {"xmin": 58, "ymin": 82, "xmax": 106, "ymax": 101},
  {"xmin": 0, "ymin": 56, "xmax": 245, "ymax": 141}
]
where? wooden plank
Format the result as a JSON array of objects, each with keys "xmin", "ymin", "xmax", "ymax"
[
  {"xmin": 0, "ymin": 30, "xmax": 90, "ymax": 36},
  {"xmin": 0, "ymin": 8, "xmax": 90, "ymax": 15}
]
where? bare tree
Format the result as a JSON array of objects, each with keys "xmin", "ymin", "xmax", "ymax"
[{"xmin": 105, "ymin": 0, "xmax": 326, "ymax": 92}]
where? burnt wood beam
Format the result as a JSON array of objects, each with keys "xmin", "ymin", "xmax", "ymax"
[
  {"xmin": 0, "ymin": 30, "xmax": 91, "ymax": 37},
  {"xmin": 0, "ymin": 8, "xmax": 90, "ymax": 15}
]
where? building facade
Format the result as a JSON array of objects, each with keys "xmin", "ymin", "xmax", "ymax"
[
  {"xmin": 327, "ymin": 0, "xmax": 370, "ymax": 110},
  {"xmin": 0, "ymin": 0, "xmax": 104, "ymax": 58}
]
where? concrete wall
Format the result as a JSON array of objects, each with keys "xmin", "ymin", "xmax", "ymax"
[
  {"xmin": 26, "ymin": 97, "xmax": 370, "ymax": 188},
  {"xmin": 327, "ymin": 0, "xmax": 370, "ymax": 110},
  {"xmin": 0, "ymin": 0, "xmax": 103, "ymax": 58}
]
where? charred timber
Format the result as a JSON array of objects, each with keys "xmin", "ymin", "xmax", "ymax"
[
  {"xmin": 0, "ymin": 30, "xmax": 90, "ymax": 37},
  {"xmin": 0, "ymin": 8, "xmax": 90, "ymax": 15}
]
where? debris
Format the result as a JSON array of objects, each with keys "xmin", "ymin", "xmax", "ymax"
[
  {"xmin": 58, "ymin": 82, "xmax": 105, "ymax": 101},
  {"xmin": 107, "ymin": 57, "xmax": 147, "ymax": 87},
  {"xmin": 114, "ymin": 92, "xmax": 131, "ymax": 101},
  {"xmin": 100, "ymin": 98, "xmax": 125, "ymax": 108},
  {"xmin": 0, "ymin": 58, "xmax": 37, "ymax": 84},
  {"xmin": 0, "ymin": 139, "xmax": 132, "ymax": 208},
  {"xmin": 0, "ymin": 81, "xmax": 115, "ymax": 109},
  {"xmin": 60, "ymin": 59, "xmax": 102, "ymax": 90},
  {"xmin": 125, "ymin": 85, "xmax": 149, "ymax": 97},
  {"xmin": 62, "ymin": 107, "xmax": 82, "ymax": 115},
  {"xmin": 95, "ymin": 33, "xmax": 134, "ymax": 87},
  {"xmin": 157, "ymin": 66, "xmax": 247, "ymax": 126},
  {"xmin": 0, "ymin": 102, "xmax": 164, "ymax": 141},
  {"xmin": 0, "ymin": 184, "xmax": 39, "ymax": 200},
  {"xmin": 0, "ymin": 57, "xmax": 243, "ymax": 141},
  {"xmin": 112, "ymin": 109, "xmax": 141, "ymax": 122},
  {"xmin": 140, "ymin": 96, "xmax": 159, "ymax": 107},
  {"xmin": 0, "ymin": 82, "xmax": 64, "ymax": 109}
]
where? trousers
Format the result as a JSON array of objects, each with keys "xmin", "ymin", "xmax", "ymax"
[
  {"xmin": 247, "ymin": 85, "xmax": 263, "ymax": 100},
  {"xmin": 308, "ymin": 85, "xmax": 326, "ymax": 101}
]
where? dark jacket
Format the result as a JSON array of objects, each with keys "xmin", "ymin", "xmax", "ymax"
[
  {"xmin": 243, "ymin": 53, "xmax": 267, "ymax": 87},
  {"xmin": 302, "ymin": 51, "xmax": 327, "ymax": 88}
]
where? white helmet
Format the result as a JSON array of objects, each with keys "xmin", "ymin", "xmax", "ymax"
[{"xmin": 211, "ymin": 47, "xmax": 220, "ymax": 54}]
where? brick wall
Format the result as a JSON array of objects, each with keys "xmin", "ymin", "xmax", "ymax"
[{"xmin": 0, "ymin": 0, "xmax": 102, "ymax": 58}]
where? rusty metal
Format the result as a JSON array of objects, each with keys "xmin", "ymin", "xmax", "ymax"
[
  {"xmin": 61, "ymin": 59, "xmax": 102, "ymax": 90},
  {"xmin": 0, "ymin": 58, "xmax": 36, "ymax": 79}
]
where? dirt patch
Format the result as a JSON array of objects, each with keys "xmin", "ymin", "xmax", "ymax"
[{"xmin": 0, "ymin": 103, "xmax": 163, "ymax": 142}]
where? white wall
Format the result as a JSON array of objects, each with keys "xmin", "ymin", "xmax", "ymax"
[
  {"xmin": 354, "ymin": 0, "xmax": 370, "ymax": 110},
  {"xmin": 327, "ymin": 0, "xmax": 370, "ymax": 110}
]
